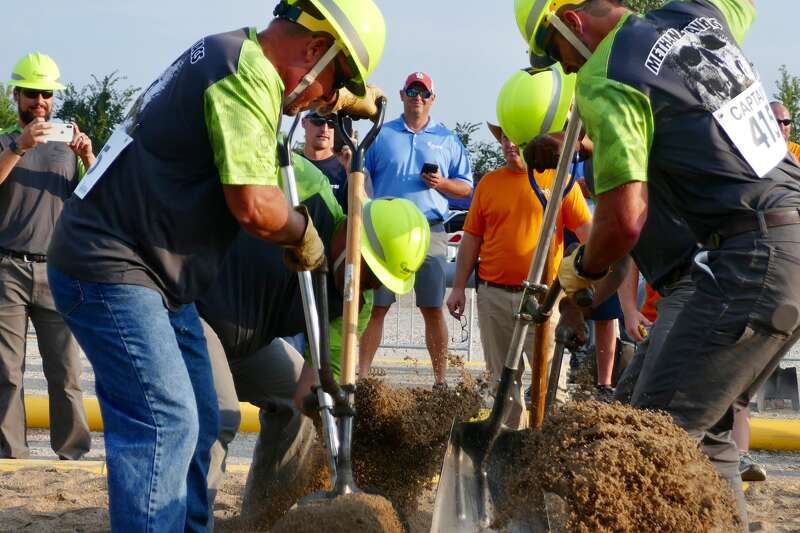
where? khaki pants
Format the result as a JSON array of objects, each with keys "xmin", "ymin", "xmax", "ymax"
[
  {"xmin": 0, "ymin": 257, "xmax": 89, "ymax": 459},
  {"xmin": 477, "ymin": 283, "xmax": 567, "ymax": 430}
]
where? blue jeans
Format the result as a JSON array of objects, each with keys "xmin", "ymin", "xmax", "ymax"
[{"xmin": 48, "ymin": 265, "xmax": 219, "ymax": 532}]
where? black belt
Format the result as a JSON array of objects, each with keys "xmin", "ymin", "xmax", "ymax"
[
  {"xmin": 0, "ymin": 247, "xmax": 47, "ymax": 263},
  {"xmin": 481, "ymin": 280, "xmax": 524, "ymax": 293},
  {"xmin": 706, "ymin": 208, "xmax": 800, "ymax": 248}
]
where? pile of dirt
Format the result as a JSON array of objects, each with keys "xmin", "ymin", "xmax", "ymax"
[
  {"xmin": 271, "ymin": 493, "xmax": 403, "ymax": 533},
  {"xmin": 353, "ymin": 363, "xmax": 484, "ymax": 515},
  {"xmin": 489, "ymin": 401, "xmax": 740, "ymax": 532}
]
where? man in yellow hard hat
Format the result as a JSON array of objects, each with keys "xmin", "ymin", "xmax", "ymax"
[
  {"xmin": 46, "ymin": 1, "xmax": 387, "ymax": 529},
  {"xmin": 516, "ymin": 0, "xmax": 800, "ymax": 523},
  {"xmin": 0, "ymin": 53, "xmax": 94, "ymax": 461},
  {"xmin": 196, "ymin": 156, "xmax": 428, "ymax": 527}
]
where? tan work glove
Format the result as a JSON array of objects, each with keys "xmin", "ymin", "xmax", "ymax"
[
  {"xmin": 319, "ymin": 85, "xmax": 385, "ymax": 121},
  {"xmin": 282, "ymin": 205, "xmax": 325, "ymax": 272},
  {"xmin": 557, "ymin": 245, "xmax": 608, "ymax": 299}
]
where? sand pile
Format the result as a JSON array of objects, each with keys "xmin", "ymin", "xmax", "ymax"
[
  {"xmin": 353, "ymin": 368, "xmax": 484, "ymax": 515},
  {"xmin": 270, "ymin": 493, "xmax": 403, "ymax": 533},
  {"xmin": 489, "ymin": 401, "xmax": 740, "ymax": 532}
]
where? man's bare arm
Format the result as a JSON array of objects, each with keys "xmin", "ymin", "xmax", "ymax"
[{"xmin": 223, "ymin": 184, "xmax": 306, "ymax": 243}]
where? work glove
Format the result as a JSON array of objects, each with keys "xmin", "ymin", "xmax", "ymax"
[
  {"xmin": 557, "ymin": 245, "xmax": 608, "ymax": 299},
  {"xmin": 318, "ymin": 85, "xmax": 385, "ymax": 121},
  {"xmin": 282, "ymin": 205, "xmax": 325, "ymax": 272}
]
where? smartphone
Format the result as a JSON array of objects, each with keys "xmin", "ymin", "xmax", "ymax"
[
  {"xmin": 421, "ymin": 163, "xmax": 439, "ymax": 174},
  {"xmin": 43, "ymin": 122, "xmax": 75, "ymax": 143}
]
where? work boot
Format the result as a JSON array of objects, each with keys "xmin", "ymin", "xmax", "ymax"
[
  {"xmin": 739, "ymin": 452, "xmax": 767, "ymax": 482},
  {"xmin": 595, "ymin": 385, "xmax": 615, "ymax": 404}
]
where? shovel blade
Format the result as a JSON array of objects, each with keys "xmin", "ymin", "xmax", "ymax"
[{"xmin": 431, "ymin": 420, "xmax": 492, "ymax": 532}]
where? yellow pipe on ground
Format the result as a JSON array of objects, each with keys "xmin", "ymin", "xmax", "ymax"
[
  {"xmin": 24, "ymin": 396, "xmax": 261, "ymax": 433},
  {"xmin": 23, "ymin": 396, "xmax": 800, "ymax": 451}
]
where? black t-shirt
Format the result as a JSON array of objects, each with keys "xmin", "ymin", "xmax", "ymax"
[
  {"xmin": 307, "ymin": 154, "xmax": 348, "ymax": 211},
  {"xmin": 48, "ymin": 27, "xmax": 284, "ymax": 307},
  {"xmin": 579, "ymin": 1, "xmax": 800, "ymax": 244},
  {"xmin": 197, "ymin": 156, "xmax": 345, "ymax": 361},
  {"xmin": 0, "ymin": 126, "xmax": 80, "ymax": 254}
]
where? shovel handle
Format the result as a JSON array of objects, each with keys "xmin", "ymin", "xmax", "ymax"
[{"xmin": 340, "ymin": 98, "xmax": 387, "ymax": 387}]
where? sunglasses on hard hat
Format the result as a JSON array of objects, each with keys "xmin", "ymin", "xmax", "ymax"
[
  {"xmin": 405, "ymin": 87, "xmax": 432, "ymax": 100},
  {"xmin": 21, "ymin": 88, "xmax": 54, "ymax": 99},
  {"xmin": 309, "ymin": 116, "xmax": 336, "ymax": 128}
]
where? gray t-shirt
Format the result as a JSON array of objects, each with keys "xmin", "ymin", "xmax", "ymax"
[
  {"xmin": 48, "ymin": 27, "xmax": 284, "ymax": 308},
  {"xmin": 0, "ymin": 125, "xmax": 80, "ymax": 255}
]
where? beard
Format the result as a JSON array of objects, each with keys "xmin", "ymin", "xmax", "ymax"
[{"xmin": 18, "ymin": 103, "xmax": 51, "ymax": 125}]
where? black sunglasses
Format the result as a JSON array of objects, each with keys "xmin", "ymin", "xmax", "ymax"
[
  {"xmin": 405, "ymin": 87, "xmax": 432, "ymax": 100},
  {"xmin": 544, "ymin": 34, "xmax": 562, "ymax": 64},
  {"xmin": 777, "ymin": 118, "xmax": 793, "ymax": 127},
  {"xmin": 309, "ymin": 116, "xmax": 336, "ymax": 128},
  {"xmin": 21, "ymin": 88, "xmax": 54, "ymax": 99}
]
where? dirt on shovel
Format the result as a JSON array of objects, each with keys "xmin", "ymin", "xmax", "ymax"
[
  {"xmin": 270, "ymin": 492, "xmax": 404, "ymax": 533},
  {"xmin": 489, "ymin": 401, "xmax": 741, "ymax": 532},
  {"xmin": 353, "ymin": 359, "xmax": 485, "ymax": 517}
]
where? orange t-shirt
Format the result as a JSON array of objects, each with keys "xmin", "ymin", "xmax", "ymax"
[
  {"xmin": 789, "ymin": 141, "xmax": 800, "ymax": 163},
  {"xmin": 640, "ymin": 283, "xmax": 661, "ymax": 323},
  {"xmin": 463, "ymin": 167, "xmax": 592, "ymax": 286}
]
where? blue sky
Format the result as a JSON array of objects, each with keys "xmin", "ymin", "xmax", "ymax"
[{"xmin": 2, "ymin": 1, "xmax": 795, "ymax": 142}]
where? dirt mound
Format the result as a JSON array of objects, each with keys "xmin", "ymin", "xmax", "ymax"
[
  {"xmin": 270, "ymin": 493, "xmax": 403, "ymax": 533},
  {"xmin": 353, "ymin": 365, "xmax": 484, "ymax": 515},
  {"xmin": 489, "ymin": 401, "xmax": 740, "ymax": 532}
]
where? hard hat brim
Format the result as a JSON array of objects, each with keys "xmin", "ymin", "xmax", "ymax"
[
  {"xmin": 360, "ymin": 233, "xmax": 416, "ymax": 295},
  {"xmin": 9, "ymin": 79, "xmax": 65, "ymax": 91}
]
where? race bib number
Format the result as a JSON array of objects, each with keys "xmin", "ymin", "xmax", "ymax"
[
  {"xmin": 74, "ymin": 129, "xmax": 134, "ymax": 199},
  {"xmin": 713, "ymin": 82, "xmax": 786, "ymax": 178}
]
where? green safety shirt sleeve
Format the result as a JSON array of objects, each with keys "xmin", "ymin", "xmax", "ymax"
[
  {"xmin": 577, "ymin": 76, "xmax": 654, "ymax": 196},
  {"xmin": 705, "ymin": 0, "xmax": 756, "ymax": 44},
  {"xmin": 305, "ymin": 290, "xmax": 373, "ymax": 381},
  {"xmin": 204, "ymin": 28, "xmax": 284, "ymax": 187},
  {"xmin": 289, "ymin": 153, "xmax": 345, "ymax": 225}
]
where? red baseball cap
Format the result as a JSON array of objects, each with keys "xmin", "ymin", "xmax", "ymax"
[{"xmin": 403, "ymin": 71, "xmax": 435, "ymax": 94}]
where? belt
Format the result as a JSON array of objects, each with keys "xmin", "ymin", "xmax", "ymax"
[
  {"xmin": 706, "ymin": 208, "xmax": 800, "ymax": 248},
  {"xmin": 653, "ymin": 262, "xmax": 693, "ymax": 295},
  {"xmin": 0, "ymin": 247, "xmax": 47, "ymax": 263},
  {"xmin": 481, "ymin": 280, "xmax": 524, "ymax": 293}
]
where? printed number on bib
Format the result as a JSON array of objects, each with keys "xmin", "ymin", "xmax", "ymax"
[
  {"xmin": 74, "ymin": 128, "xmax": 134, "ymax": 199},
  {"xmin": 713, "ymin": 82, "xmax": 786, "ymax": 177}
]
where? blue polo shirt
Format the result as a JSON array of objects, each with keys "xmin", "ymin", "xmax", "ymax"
[{"xmin": 365, "ymin": 116, "xmax": 473, "ymax": 222}]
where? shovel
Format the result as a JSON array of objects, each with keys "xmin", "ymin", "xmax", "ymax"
[
  {"xmin": 278, "ymin": 114, "xmax": 341, "ymax": 482},
  {"xmin": 431, "ymin": 106, "xmax": 585, "ymax": 532},
  {"xmin": 325, "ymin": 96, "xmax": 387, "ymax": 497}
]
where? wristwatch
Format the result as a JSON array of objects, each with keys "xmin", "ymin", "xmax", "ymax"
[
  {"xmin": 574, "ymin": 245, "xmax": 609, "ymax": 281},
  {"xmin": 9, "ymin": 139, "xmax": 25, "ymax": 157}
]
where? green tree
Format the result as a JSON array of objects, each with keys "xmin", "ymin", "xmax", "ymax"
[
  {"xmin": 624, "ymin": 0, "xmax": 667, "ymax": 13},
  {"xmin": 55, "ymin": 72, "xmax": 139, "ymax": 148},
  {"xmin": 773, "ymin": 65, "xmax": 800, "ymax": 144},
  {"xmin": 0, "ymin": 84, "xmax": 16, "ymax": 129},
  {"xmin": 454, "ymin": 121, "xmax": 505, "ymax": 184}
]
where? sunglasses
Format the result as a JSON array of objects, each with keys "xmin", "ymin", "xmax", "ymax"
[
  {"xmin": 405, "ymin": 87, "xmax": 432, "ymax": 100},
  {"xmin": 309, "ymin": 116, "xmax": 336, "ymax": 128},
  {"xmin": 21, "ymin": 88, "xmax": 54, "ymax": 99},
  {"xmin": 777, "ymin": 119, "xmax": 793, "ymax": 127},
  {"xmin": 544, "ymin": 34, "xmax": 562, "ymax": 64}
]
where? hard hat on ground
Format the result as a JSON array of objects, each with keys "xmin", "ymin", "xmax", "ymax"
[
  {"xmin": 274, "ymin": 0, "xmax": 386, "ymax": 98},
  {"xmin": 496, "ymin": 64, "xmax": 576, "ymax": 146},
  {"xmin": 9, "ymin": 53, "xmax": 66, "ymax": 91},
  {"xmin": 361, "ymin": 198, "xmax": 430, "ymax": 295},
  {"xmin": 514, "ymin": 0, "xmax": 592, "ymax": 61}
]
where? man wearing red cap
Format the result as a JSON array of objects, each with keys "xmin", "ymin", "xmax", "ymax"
[{"xmin": 360, "ymin": 71, "xmax": 473, "ymax": 386}]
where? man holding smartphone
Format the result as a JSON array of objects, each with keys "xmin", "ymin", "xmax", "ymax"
[
  {"xmin": 0, "ymin": 53, "xmax": 95, "ymax": 460},
  {"xmin": 360, "ymin": 71, "xmax": 473, "ymax": 386}
]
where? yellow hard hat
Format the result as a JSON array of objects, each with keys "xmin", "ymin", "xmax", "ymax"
[
  {"xmin": 361, "ymin": 198, "xmax": 430, "ymax": 295},
  {"xmin": 275, "ymin": 0, "xmax": 386, "ymax": 97},
  {"xmin": 496, "ymin": 64, "xmax": 576, "ymax": 146},
  {"xmin": 9, "ymin": 53, "xmax": 65, "ymax": 91},
  {"xmin": 514, "ymin": 0, "xmax": 588, "ymax": 57}
]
